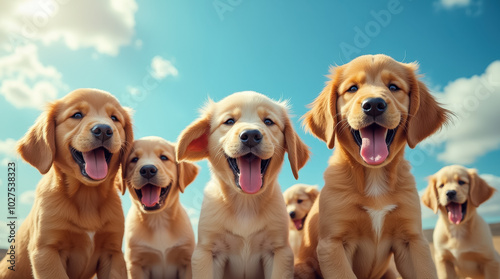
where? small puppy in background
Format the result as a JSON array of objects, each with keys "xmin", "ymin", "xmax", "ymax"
[
  {"xmin": 177, "ymin": 91, "xmax": 309, "ymax": 279},
  {"xmin": 283, "ymin": 184, "xmax": 319, "ymax": 258},
  {"xmin": 422, "ymin": 165, "xmax": 500, "ymax": 279},
  {"xmin": 123, "ymin": 136, "xmax": 199, "ymax": 279}
]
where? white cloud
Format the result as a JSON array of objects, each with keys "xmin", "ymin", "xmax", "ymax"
[
  {"xmin": 422, "ymin": 60, "xmax": 500, "ymax": 165},
  {"xmin": 0, "ymin": 0, "xmax": 137, "ymax": 56},
  {"xmin": 151, "ymin": 56, "xmax": 178, "ymax": 80},
  {"xmin": 20, "ymin": 190, "xmax": 35, "ymax": 205},
  {"xmin": 439, "ymin": 0, "xmax": 471, "ymax": 8},
  {"xmin": 0, "ymin": 138, "xmax": 17, "ymax": 158},
  {"xmin": 0, "ymin": 44, "xmax": 64, "ymax": 109}
]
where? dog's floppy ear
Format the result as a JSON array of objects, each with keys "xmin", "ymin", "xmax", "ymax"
[
  {"xmin": 177, "ymin": 161, "xmax": 199, "ymax": 193},
  {"xmin": 422, "ymin": 175, "xmax": 439, "ymax": 213},
  {"xmin": 177, "ymin": 116, "xmax": 210, "ymax": 162},
  {"xmin": 284, "ymin": 115, "xmax": 310, "ymax": 180},
  {"xmin": 305, "ymin": 185, "xmax": 319, "ymax": 201},
  {"xmin": 406, "ymin": 64, "xmax": 451, "ymax": 148},
  {"xmin": 17, "ymin": 103, "xmax": 57, "ymax": 174},
  {"xmin": 119, "ymin": 107, "xmax": 135, "ymax": 195},
  {"xmin": 467, "ymin": 169, "xmax": 495, "ymax": 207},
  {"xmin": 302, "ymin": 67, "xmax": 341, "ymax": 149}
]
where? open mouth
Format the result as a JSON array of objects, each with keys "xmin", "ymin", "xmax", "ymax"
[
  {"xmin": 446, "ymin": 201, "xmax": 467, "ymax": 225},
  {"xmin": 227, "ymin": 153, "xmax": 270, "ymax": 194},
  {"xmin": 134, "ymin": 183, "xmax": 171, "ymax": 211},
  {"xmin": 71, "ymin": 146, "xmax": 112, "ymax": 180},
  {"xmin": 351, "ymin": 124, "xmax": 397, "ymax": 165},
  {"xmin": 292, "ymin": 214, "xmax": 307, "ymax": 231}
]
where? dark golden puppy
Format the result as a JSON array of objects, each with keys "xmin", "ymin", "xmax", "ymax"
[
  {"xmin": 0, "ymin": 89, "xmax": 133, "ymax": 279},
  {"xmin": 422, "ymin": 165, "xmax": 500, "ymax": 279},
  {"xmin": 123, "ymin": 137, "xmax": 199, "ymax": 279},
  {"xmin": 295, "ymin": 54, "xmax": 450, "ymax": 279}
]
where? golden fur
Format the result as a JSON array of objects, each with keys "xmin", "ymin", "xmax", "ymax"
[
  {"xmin": 422, "ymin": 165, "xmax": 500, "ymax": 278},
  {"xmin": 0, "ymin": 89, "xmax": 133, "ymax": 279},
  {"xmin": 176, "ymin": 91, "xmax": 310, "ymax": 279},
  {"xmin": 295, "ymin": 54, "xmax": 450, "ymax": 279},
  {"xmin": 283, "ymin": 184, "xmax": 319, "ymax": 259},
  {"xmin": 123, "ymin": 137, "xmax": 199, "ymax": 279}
]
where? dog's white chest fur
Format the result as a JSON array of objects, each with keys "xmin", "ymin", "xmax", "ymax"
[
  {"xmin": 365, "ymin": 169, "xmax": 389, "ymax": 197},
  {"xmin": 87, "ymin": 231, "xmax": 96, "ymax": 246},
  {"xmin": 363, "ymin": 205, "xmax": 397, "ymax": 239}
]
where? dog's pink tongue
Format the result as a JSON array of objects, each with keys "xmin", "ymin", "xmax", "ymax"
[
  {"xmin": 237, "ymin": 156, "xmax": 262, "ymax": 194},
  {"xmin": 359, "ymin": 126, "xmax": 388, "ymax": 165},
  {"xmin": 141, "ymin": 185, "xmax": 161, "ymax": 207},
  {"xmin": 447, "ymin": 203, "xmax": 463, "ymax": 225},
  {"xmin": 83, "ymin": 149, "xmax": 108, "ymax": 180},
  {"xmin": 293, "ymin": 219, "xmax": 303, "ymax": 230}
]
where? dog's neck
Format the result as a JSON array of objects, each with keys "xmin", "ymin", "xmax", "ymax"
[
  {"xmin": 136, "ymin": 199, "xmax": 182, "ymax": 230},
  {"xmin": 330, "ymin": 144, "xmax": 410, "ymax": 196},
  {"xmin": 51, "ymin": 165, "xmax": 119, "ymax": 201},
  {"xmin": 213, "ymin": 173, "xmax": 280, "ymax": 215}
]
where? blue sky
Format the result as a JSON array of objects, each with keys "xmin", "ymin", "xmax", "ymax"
[{"xmin": 1, "ymin": 0, "xmax": 500, "ymax": 247}]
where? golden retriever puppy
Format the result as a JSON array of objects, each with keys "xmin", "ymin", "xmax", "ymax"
[
  {"xmin": 0, "ymin": 89, "xmax": 133, "ymax": 279},
  {"xmin": 422, "ymin": 165, "xmax": 500, "ymax": 279},
  {"xmin": 283, "ymin": 184, "xmax": 319, "ymax": 258},
  {"xmin": 176, "ymin": 91, "xmax": 310, "ymax": 279},
  {"xmin": 296, "ymin": 54, "xmax": 451, "ymax": 279},
  {"xmin": 123, "ymin": 136, "xmax": 199, "ymax": 279}
]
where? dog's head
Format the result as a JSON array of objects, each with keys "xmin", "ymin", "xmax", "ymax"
[
  {"xmin": 122, "ymin": 137, "xmax": 199, "ymax": 213},
  {"xmin": 422, "ymin": 165, "xmax": 495, "ymax": 225},
  {"xmin": 17, "ymin": 88, "xmax": 134, "ymax": 186},
  {"xmin": 283, "ymin": 184, "xmax": 319, "ymax": 231},
  {"xmin": 303, "ymin": 54, "xmax": 450, "ymax": 167},
  {"xmin": 177, "ymin": 91, "xmax": 309, "ymax": 195}
]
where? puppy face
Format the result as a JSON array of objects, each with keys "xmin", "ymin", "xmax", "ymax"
[
  {"xmin": 17, "ymin": 89, "xmax": 133, "ymax": 185},
  {"xmin": 283, "ymin": 184, "xmax": 319, "ymax": 230},
  {"xmin": 124, "ymin": 137, "xmax": 198, "ymax": 213},
  {"xmin": 177, "ymin": 91, "xmax": 309, "ymax": 195},
  {"xmin": 304, "ymin": 54, "xmax": 450, "ymax": 167},
  {"xmin": 422, "ymin": 165, "xmax": 495, "ymax": 225}
]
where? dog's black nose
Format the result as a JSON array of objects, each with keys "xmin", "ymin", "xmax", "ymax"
[
  {"xmin": 91, "ymin": 124, "xmax": 113, "ymax": 141},
  {"xmin": 239, "ymin": 129, "xmax": 263, "ymax": 148},
  {"xmin": 290, "ymin": 211, "xmax": 296, "ymax": 219},
  {"xmin": 140, "ymin": 165, "xmax": 158, "ymax": 179},
  {"xmin": 362, "ymin": 98, "xmax": 387, "ymax": 117},
  {"xmin": 446, "ymin": 190, "xmax": 456, "ymax": 199}
]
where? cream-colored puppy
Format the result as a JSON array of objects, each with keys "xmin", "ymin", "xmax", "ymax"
[
  {"xmin": 422, "ymin": 165, "xmax": 500, "ymax": 279},
  {"xmin": 123, "ymin": 137, "xmax": 199, "ymax": 279},
  {"xmin": 177, "ymin": 91, "xmax": 310, "ymax": 279},
  {"xmin": 282, "ymin": 184, "xmax": 319, "ymax": 258}
]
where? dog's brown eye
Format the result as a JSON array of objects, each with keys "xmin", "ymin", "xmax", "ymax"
[
  {"xmin": 111, "ymin": 115, "xmax": 118, "ymax": 122},
  {"xmin": 388, "ymin": 84, "xmax": 399, "ymax": 91},
  {"xmin": 439, "ymin": 183, "xmax": 444, "ymax": 188},
  {"xmin": 160, "ymin": 155, "xmax": 168, "ymax": 161},
  {"xmin": 297, "ymin": 199, "xmax": 303, "ymax": 204},
  {"xmin": 264, "ymin": 118, "xmax": 274, "ymax": 126},
  {"xmin": 71, "ymin": 112, "xmax": 83, "ymax": 119},
  {"xmin": 224, "ymin": 118, "xmax": 235, "ymax": 125},
  {"xmin": 458, "ymin": 180, "xmax": 465, "ymax": 185},
  {"xmin": 131, "ymin": 157, "xmax": 139, "ymax": 163},
  {"xmin": 347, "ymin": 85, "xmax": 358, "ymax": 93}
]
